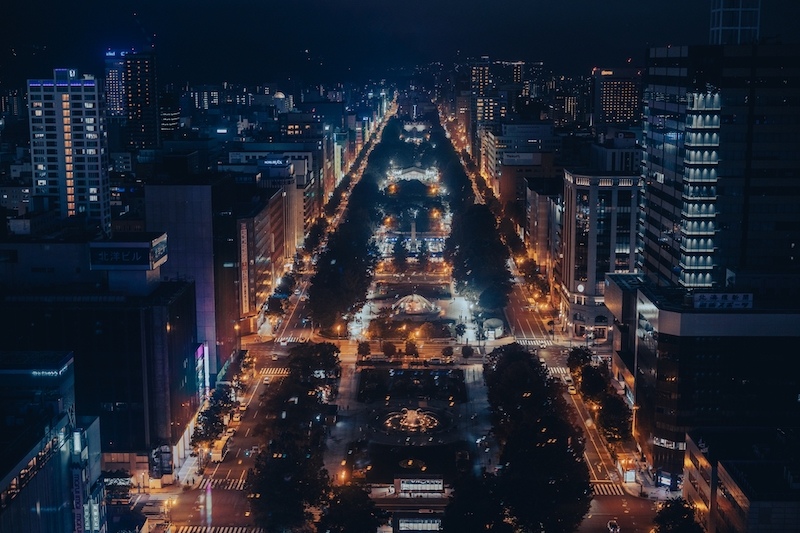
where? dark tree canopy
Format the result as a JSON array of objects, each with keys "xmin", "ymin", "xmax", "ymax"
[
  {"xmin": 653, "ymin": 497, "xmax": 704, "ymax": 533},
  {"xmin": 318, "ymin": 483, "xmax": 387, "ymax": 533}
]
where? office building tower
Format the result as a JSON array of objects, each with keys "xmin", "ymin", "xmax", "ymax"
[
  {"xmin": 468, "ymin": 57, "xmax": 493, "ymax": 158},
  {"xmin": 558, "ymin": 135, "xmax": 640, "ymax": 341},
  {"xmin": 28, "ymin": 69, "xmax": 112, "ymax": 236},
  {"xmin": 0, "ymin": 351, "xmax": 105, "ymax": 533},
  {"xmin": 103, "ymin": 49, "xmax": 129, "ymax": 117},
  {"xmin": 124, "ymin": 51, "xmax": 160, "ymax": 150},
  {"xmin": 641, "ymin": 44, "xmax": 800, "ymax": 291},
  {"xmin": 591, "ymin": 67, "xmax": 641, "ymax": 129},
  {"xmin": 604, "ymin": 41, "xmax": 800, "ymax": 490},
  {"xmin": 710, "ymin": 0, "xmax": 761, "ymax": 45}
]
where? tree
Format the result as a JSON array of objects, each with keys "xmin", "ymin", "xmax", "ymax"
[
  {"xmin": 567, "ymin": 347, "xmax": 592, "ymax": 373},
  {"xmin": 442, "ymin": 346, "xmax": 454, "ymax": 358},
  {"xmin": 382, "ymin": 341, "xmax": 397, "ymax": 358},
  {"xmin": 478, "ymin": 283, "xmax": 511, "ymax": 310},
  {"xmin": 579, "ymin": 364, "xmax": 608, "ymax": 401},
  {"xmin": 417, "ymin": 239, "xmax": 430, "ymax": 271},
  {"xmin": 442, "ymin": 475, "xmax": 513, "ymax": 533},
  {"xmin": 484, "ymin": 344, "xmax": 591, "ymax": 532},
  {"xmin": 357, "ymin": 341, "xmax": 371, "ymax": 359},
  {"xmin": 392, "ymin": 238, "xmax": 408, "ymax": 271},
  {"xmin": 652, "ymin": 497, "xmax": 704, "ymax": 533},
  {"xmin": 598, "ymin": 392, "xmax": 632, "ymax": 441},
  {"xmin": 317, "ymin": 483, "xmax": 387, "ymax": 533},
  {"xmin": 405, "ymin": 340, "xmax": 418, "ymax": 358},
  {"xmin": 454, "ymin": 323, "xmax": 466, "ymax": 342},
  {"xmin": 461, "ymin": 345, "xmax": 474, "ymax": 359}
]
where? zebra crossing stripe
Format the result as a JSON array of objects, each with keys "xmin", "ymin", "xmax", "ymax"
[
  {"xmin": 176, "ymin": 526, "xmax": 264, "ymax": 533},
  {"xmin": 591, "ymin": 482, "xmax": 625, "ymax": 496},
  {"xmin": 548, "ymin": 366, "xmax": 569, "ymax": 375},
  {"xmin": 199, "ymin": 478, "xmax": 247, "ymax": 491},
  {"xmin": 515, "ymin": 338, "xmax": 554, "ymax": 347},
  {"xmin": 179, "ymin": 526, "xmax": 265, "ymax": 532},
  {"xmin": 277, "ymin": 336, "xmax": 306, "ymax": 344},
  {"xmin": 259, "ymin": 367, "xmax": 289, "ymax": 376}
]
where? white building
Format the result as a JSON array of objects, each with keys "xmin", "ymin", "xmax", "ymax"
[{"xmin": 28, "ymin": 69, "xmax": 111, "ymax": 236}]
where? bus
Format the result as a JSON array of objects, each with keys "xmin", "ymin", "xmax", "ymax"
[{"xmin": 211, "ymin": 435, "xmax": 231, "ymax": 463}]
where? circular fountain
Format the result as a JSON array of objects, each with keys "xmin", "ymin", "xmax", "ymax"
[{"xmin": 384, "ymin": 408, "xmax": 441, "ymax": 433}]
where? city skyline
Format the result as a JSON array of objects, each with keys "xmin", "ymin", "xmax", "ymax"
[{"xmin": 4, "ymin": 0, "xmax": 800, "ymax": 86}]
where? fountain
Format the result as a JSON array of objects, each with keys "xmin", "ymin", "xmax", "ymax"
[{"xmin": 384, "ymin": 408, "xmax": 440, "ymax": 433}]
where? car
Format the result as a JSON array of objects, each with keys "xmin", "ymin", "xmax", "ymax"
[
  {"xmin": 607, "ymin": 519, "xmax": 620, "ymax": 532},
  {"xmin": 263, "ymin": 376, "xmax": 271, "ymax": 385},
  {"xmin": 294, "ymin": 288, "xmax": 301, "ymax": 295},
  {"xmin": 568, "ymin": 385, "xmax": 578, "ymax": 395},
  {"xmin": 239, "ymin": 403, "xmax": 247, "ymax": 411},
  {"xmin": 232, "ymin": 412, "xmax": 242, "ymax": 422},
  {"xmin": 562, "ymin": 375, "xmax": 574, "ymax": 386},
  {"xmin": 271, "ymin": 354, "xmax": 279, "ymax": 361},
  {"xmin": 225, "ymin": 428, "xmax": 236, "ymax": 437}
]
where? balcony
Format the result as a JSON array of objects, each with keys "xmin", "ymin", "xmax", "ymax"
[
  {"xmin": 680, "ymin": 243, "xmax": 716, "ymax": 254},
  {"xmin": 679, "ymin": 261, "xmax": 715, "ymax": 271},
  {"xmin": 681, "ymin": 208, "xmax": 716, "ymax": 219},
  {"xmin": 682, "ymin": 192, "xmax": 717, "ymax": 202}
]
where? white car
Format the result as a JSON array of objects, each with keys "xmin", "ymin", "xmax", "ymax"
[{"xmin": 263, "ymin": 376, "xmax": 271, "ymax": 385}]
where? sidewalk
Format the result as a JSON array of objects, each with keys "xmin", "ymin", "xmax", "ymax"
[{"xmin": 617, "ymin": 442, "xmax": 682, "ymax": 501}]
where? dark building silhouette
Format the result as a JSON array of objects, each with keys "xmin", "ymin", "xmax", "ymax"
[
  {"xmin": 605, "ymin": 41, "xmax": 800, "ymax": 490},
  {"xmin": 0, "ymin": 233, "xmax": 201, "ymax": 484},
  {"xmin": 0, "ymin": 352, "xmax": 105, "ymax": 533}
]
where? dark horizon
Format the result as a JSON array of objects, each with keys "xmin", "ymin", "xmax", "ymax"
[{"xmin": 3, "ymin": 0, "xmax": 800, "ymax": 88}]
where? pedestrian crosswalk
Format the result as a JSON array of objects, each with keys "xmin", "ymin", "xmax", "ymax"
[
  {"xmin": 591, "ymin": 481, "xmax": 625, "ymax": 496},
  {"xmin": 516, "ymin": 338, "xmax": 554, "ymax": 348},
  {"xmin": 276, "ymin": 336, "xmax": 306, "ymax": 344},
  {"xmin": 198, "ymin": 477, "xmax": 247, "ymax": 491},
  {"xmin": 174, "ymin": 527, "xmax": 264, "ymax": 533},
  {"xmin": 547, "ymin": 366, "xmax": 569, "ymax": 375},
  {"xmin": 259, "ymin": 367, "xmax": 289, "ymax": 376}
]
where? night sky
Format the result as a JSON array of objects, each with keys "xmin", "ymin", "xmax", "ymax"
[{"xmin": 3, "ymin": 0, "xmax": 800, "ymax": 87}]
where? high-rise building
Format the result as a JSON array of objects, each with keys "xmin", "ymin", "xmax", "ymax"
[
  {"xmin": 558, "ymin": 134, "xmax": 640, "ymax": 341},
  {"xmin": 641, "ymin": 44, "xmax": 800, "ymax": 291},
  {"xmin": 709, "ymin": 0, "xmax": 761, "ymax": 45},
  {"xmin": 604, "ymin": 41, "xmax": 800, "ymax": 490},
  {"xmin": 591, "ymin": 67, "xmax": 641, "ymax": 129},
  {"xmin": 124, "ymin": 51, "xmax": 160, "ymax": 150},
  {"xmin": 0, "ymin": 352, "xmax": 105, "ymax": 533},
  {"xmin": 28, "ymin": 69, "xmax": 112, "ymax": 236},
  {"xmin": 103, "ymin": 49, "xmax": 129, "ymax": 117}
]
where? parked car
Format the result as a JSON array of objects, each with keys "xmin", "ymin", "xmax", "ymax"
[
  {"xmin": 225, "ymin": 427, "xmax": 236, "ymax": 437},
  {"xmin": 568, "ymin": 385, "xmax": 578, "ymax": 395}
]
